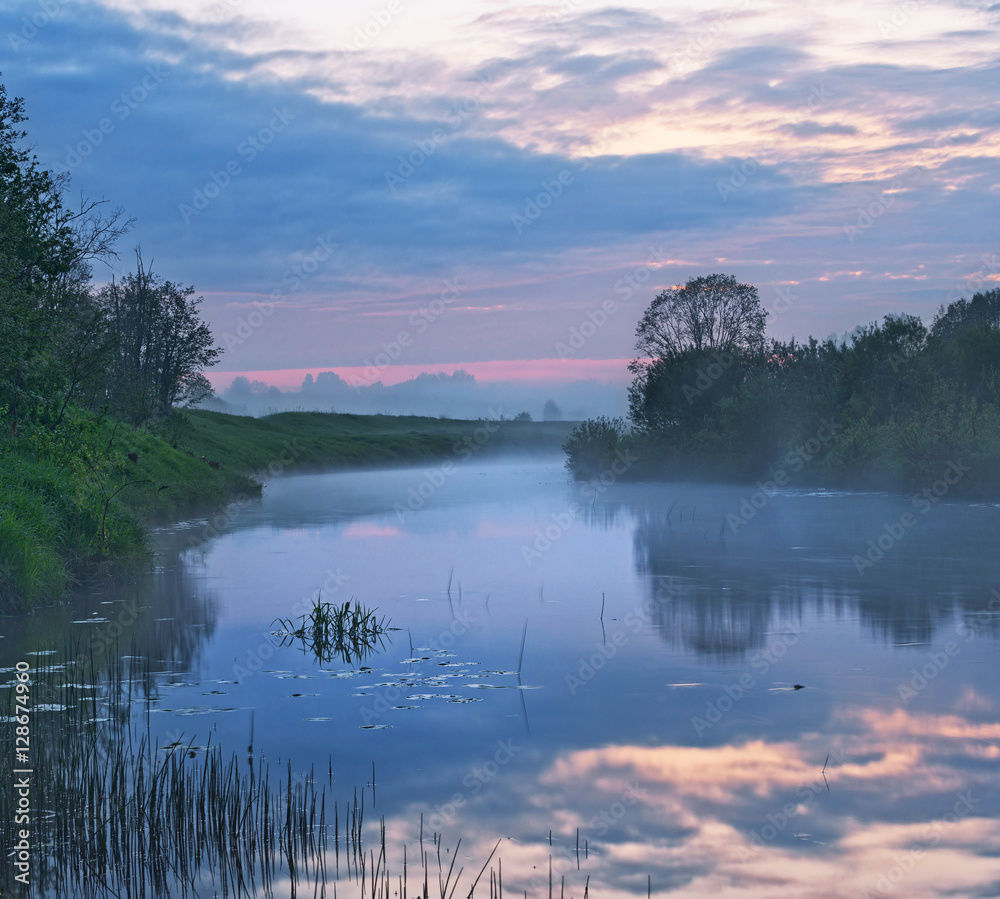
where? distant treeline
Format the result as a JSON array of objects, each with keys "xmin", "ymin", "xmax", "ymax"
[{"xmin": 565, "ymin": 273, "xmax": 1000, "ymax": 495}]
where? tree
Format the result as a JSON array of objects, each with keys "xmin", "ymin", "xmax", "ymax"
[
  {"xmin": 632, "ymin": 273, "xmax": 767, "ymax": 362},
  {"xmin": 542, "ymin": 399, "xmax": 562, "ymax": 421},
  {"xmin": 930, "ymin": 289, "xmax": 1000, "ymax": 340},
  {"xmin": 0, "ymin": 74, "xmax": 131, "ymax": 433},
  {"xmin": 98, "ymin": 251, "xmax": 222, "ymax": 421},
  {"xmin": 628, "ymin": 274, "xmax": 767, "ymax": 433}
]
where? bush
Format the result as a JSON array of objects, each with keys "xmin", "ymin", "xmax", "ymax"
[{"xmin": 563, "ymin": 417, "xmax": 629, "ymax": 480}]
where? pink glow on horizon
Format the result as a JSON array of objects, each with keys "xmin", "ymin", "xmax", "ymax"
[{"xmin": 207, "ymin": 358, "xmax": 634, "ymax": 391}]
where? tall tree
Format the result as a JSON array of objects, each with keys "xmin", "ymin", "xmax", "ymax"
[
  {"xmin": 0, "ymin": 74, "xmax": 130, "ymax": 432},
  {"xmin": 99, "ymin": 252, "xmax": 222, "ymax": 421},
  {"xmin": 632, "ymin": 273, "xmax": 767, "ymax": 361},
  {"xmin": 628, "ymin": 274, "xmax": 768, "ymax": 432}
]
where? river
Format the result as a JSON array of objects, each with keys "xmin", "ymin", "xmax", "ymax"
[{"xmin": 4, "ymin": 456, "xmax": 1000, "ymax": 897}]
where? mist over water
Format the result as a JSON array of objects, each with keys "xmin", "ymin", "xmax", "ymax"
[
  {"xmin": 7, "ymin": 458, "xmax": 1000, "ymax": 896},
  {"xmin": 204, "ymin": 370, "xmax": 628, "ymax": 420}
]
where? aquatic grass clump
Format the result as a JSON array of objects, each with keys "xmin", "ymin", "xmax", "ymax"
[{"xmin": 274, "ymin": 596, "xmax": 391, "ymax": 664}]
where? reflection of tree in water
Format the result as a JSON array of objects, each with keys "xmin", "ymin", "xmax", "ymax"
[
  {"xmin": 139, "ymin": 555, "xmax": 219, "ymax": 673},
  {"xmin": 69, "ymin": 526, "xmax": 221, "ymax": 696},
  {"xmin": 617, "ymin": 488, "xmax": 1000, "ymax": 658}
]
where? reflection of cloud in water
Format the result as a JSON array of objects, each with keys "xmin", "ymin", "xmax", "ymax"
[{"xmin": 370, "ymin": 702, "xmax": 1000, "ymax": 899}]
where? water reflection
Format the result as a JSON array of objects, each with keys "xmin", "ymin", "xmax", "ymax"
[
  {"xmin": 623, "ymin": 485, "xmax": 1000, "ymax": 656},
  {"xmin": 2, "ymin": 460, "xmax": 999, "ymax": 898}
]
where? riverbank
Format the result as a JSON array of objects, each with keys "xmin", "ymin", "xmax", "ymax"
[{"xmin": 0, "ymin": 410, "xmax": 575, "ymax": 612}]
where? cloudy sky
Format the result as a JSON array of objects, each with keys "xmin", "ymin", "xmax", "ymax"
[{"xmin": 4, "ymin": 0, "xmax": 999, "ymax": 390}]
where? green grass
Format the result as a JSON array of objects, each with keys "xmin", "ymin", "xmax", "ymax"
[
  {"xmin": 179, "ymin": 409, "xmax": 575, "ymax": 475},
  {"xmin": 0, "ymin": 408, "xmax": 575, "ymax": 610}
]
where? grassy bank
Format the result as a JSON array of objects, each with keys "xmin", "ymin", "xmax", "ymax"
[
  {"xmin": 180, "ymin": 409, "xmax": 575, "ymax": 476},
  {"xmin": 0, "ymin": 409, "xmax": 575, "ymax": 611}
]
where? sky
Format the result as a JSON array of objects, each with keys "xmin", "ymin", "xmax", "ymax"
[{"xmin": 3, "ymin": 0, "xmax": 1000, "ymax": 396}]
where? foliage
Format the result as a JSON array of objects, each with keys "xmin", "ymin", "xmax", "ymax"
[
  {"xmin": 570, "ymin": 282, "xmax": 1000, "ymax": 495},
  {"xmin": 96, "ymin": 251, "xmax": 222, "ymax": 422},
  {"xmin": 542, "ymin": 399, "xmax": 562, "ymax": 421},
  {"xmin": 563, "ymin": 416, "xmax": 629, "ymax": 480},
  {"xmin": 0, "ymin": 74, "xmax": 229, "ymax": 607},
  {"xmin": 632, "ymin": 273, "xmax": 767, "ymax": 361},
  {"xmin": 0, "ymin": 75, "xmax": 220, "ymax": 435}
]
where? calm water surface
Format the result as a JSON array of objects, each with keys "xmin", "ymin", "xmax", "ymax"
[{"xmin": 7, "ymin": 457, "xmax": 1000, "ymax": 897}]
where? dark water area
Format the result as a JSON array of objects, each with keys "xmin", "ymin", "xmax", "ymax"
[{"xmin": 3, "ymin": 458, "xmax": 1000, "ymax": 897}]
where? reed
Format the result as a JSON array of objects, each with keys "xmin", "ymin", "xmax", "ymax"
[
  {"xmin": 273, "ymin": 596, "xmax": 391, "ymax": 665},
  {"xmin": 0, "ymin": 642, "xmax": 638, "ymax": 899}
]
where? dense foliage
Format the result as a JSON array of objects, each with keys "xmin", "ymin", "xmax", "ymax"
[
  {"xmin": 0, "ymin": 75, "xmax": 223, "ymax": 608},
  {"xmin": 566, "ymin": 273, "xmax": 1000, "ymax": 495}
]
